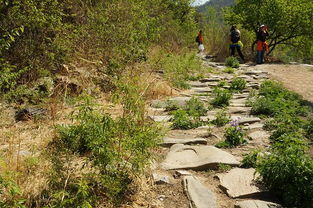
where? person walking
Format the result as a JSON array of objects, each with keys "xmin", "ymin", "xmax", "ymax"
[
  {"xmin": 196, "ymin": 30, "xmax": 204, "ymax": 53},
  {"xmin": 256, "ymin": 25, "xmax": 269, "ymax": 64},
  {"xmin": 229, "ymin": 25, "xmax": 245, "ymax": 62}
]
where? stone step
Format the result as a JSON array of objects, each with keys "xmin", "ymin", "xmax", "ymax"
[
  {"xmin": 235, "ymin": 200, "xmax": 283, "ymax": 208},
  {"xmin": 161, "ymin": 144, "xmax": 240, "ymax": 170},
  {"xmin": 183, "ymin": 176, "xmax": 217, "ymax": 208},
  {"xmin": 216, "ymin": 168, "xmax": 267, "ymax": 198},
  {"xmin": 149, "ymin": 115, "xmax": 172, "ymax": 122},
  {"xmin": 238, "ymin": 117, "xmax": 261, "ymax": 125},
  {"xmin": 161, "ymin": 137, "xmax": 208, "ymax": 147}
]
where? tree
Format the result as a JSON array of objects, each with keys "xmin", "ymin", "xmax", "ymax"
[{"xmin": 224, "ymin": 0, "xmax": 313, "ymax": 55}]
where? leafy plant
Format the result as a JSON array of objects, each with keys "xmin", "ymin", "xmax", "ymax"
[
  {"xmin": 216, "ymin": 119, "xmax": 246, "ymax": 148},
  {"xmin": 217, "ymin": 80, "xmax": 227, "ymax": 87},
  {"xmin": 184, "ymin": 97, "xmax": 207, "ymax": 117},
  {"xmin": 211, "ymin": 88, "xmax": 232, "ymax": 107},
  {"xmin": 171, "ymin": 109, "xmax": 204, "ymax": 130},
  {"xmin": 241, "ymin": 149, "xmax": 262, "ymax": 168},
  {"xmin": 212, "ymin": 109, "xmax": 230, "ymax": 127},
  {"xmin": 230, "ymin": 78, "xmax": 246, "ymax": 92},
  {"xmin": 223, "ymin": 67, "xmax": 235, "ymax": 74},
  {"xmin": 225, "ymin": 56, "xmax": 240, "ymax": 68}
]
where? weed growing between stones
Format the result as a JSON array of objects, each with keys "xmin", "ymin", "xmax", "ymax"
[
  {"xmin": 217, "ymin": 80, "xmax": 228, "ymax": 87},
  {"xmin": 216, "ymin": 119, "xmax": 246, "ymax": 148},
  {"xmin": 223, "ymin": 67, "xmax": 235, "ymax": 74},
  {"xmin": 230, "ymin": 78, "xmax": 246, "ymax": 92},
  {"xmin": 212, "ymin": 109, "xmax": 231, "ymax": 127},
  {"xmin": 170, "ymin": 97, "xmax": 208, "ymax": 130},
  {"xmin": 211, "ymin": 87, "xmax": 232, "ymax": 107},
  {"xmin": 240, "ymin": 149, "xmax": 262, "ymax": 168},
  {"xmin": 225, "ymin": 56, "xmax": 240, "ymax": 68}
]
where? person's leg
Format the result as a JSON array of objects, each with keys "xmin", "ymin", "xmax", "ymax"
[
  {"xmin": 256, "ymin": 50, "xmax": 262, "ymax": 64},
  {"xmin": 230, "ymin": 46, "xmax": 235, "ymax": 56},
  {"xmin": 260, "ymin": 49, "xmax": 265, "ymax": 63},
  {"xmin": 236, "ymin": 46, "xmax": 245, "ymax": 62}
]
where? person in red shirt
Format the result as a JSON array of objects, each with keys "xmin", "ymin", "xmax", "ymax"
[
  {"xmin": 256, "ymin": 25, "xmax": 269, "ymax": 64},
  {"xmin": 196, "ymin": 30, "xmax": 204, "ymax": 53}
]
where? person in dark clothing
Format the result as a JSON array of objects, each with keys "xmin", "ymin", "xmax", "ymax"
[
  {"xmin": 229, "ymin": 25, "xmax": 245, "ymax": 62},
  {"xmin": 256, "ymin": 25, "xmax": 269, "ymax": 64}
]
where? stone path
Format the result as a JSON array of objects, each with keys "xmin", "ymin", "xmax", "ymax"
[{"xmin": 148, "ymin": 58, "xmax": 284, "ymax": 208}]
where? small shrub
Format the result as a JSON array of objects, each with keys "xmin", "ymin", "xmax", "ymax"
[
  {"xmin": 230, "ymin": 78, "xmax": 246, "ymax": 92},
  {"xmin": 241, "ymin": 149, "xmax": 262, "ymax": 168},
  {"xmin": 304, "ymin": 117, "xmax": 313, "ymax": 140},
  {"xmin": 223, "ymin": 67, "xmax": 235, "ymax": 74},
  {"xmin": 171, "ymin": 109, "xmax": 204, "ymax": 130},
  {"xmin": 217, "ymin": 80, "xmax": 228, "ymax": 87},
  {"xmin": 172, "ymin": 79, "xmax": 191, "ymax": 89},
  {"xmin": 212, "ymin": 109, "xmax": 230, "ymax": 127},
  {"xmin": 257, "ymin": 139, "xmax": 313, "ymax": 207},
  {"xmin": 211, "ymin": 88, "xmax": 232, "ymax": 107},
  {"xmin": 216, "ymin": 120, "xmax": 246, "ymax": 148},
  {"xmin": 165, "ymin": 100, "xmax": 181, "ymax": 112},
  {"xmin": 217, "ymin": 164, "xmax": 232, "ymax": 172},
  {"xmin": 184, "ymin": 97, "xmax": 207, "ymax": 117},
  {"xmin": 225, "ymin": 56, "xmax": 240, "ymax": 68}
]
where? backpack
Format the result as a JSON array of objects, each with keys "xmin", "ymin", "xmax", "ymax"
[{"xmin": 231, "ymin": 30, "xmax": 240, "ymax": 43}]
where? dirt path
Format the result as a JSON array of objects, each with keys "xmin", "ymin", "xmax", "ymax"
[{"xmin": 255, "ymin": 64, "xmax": 313, "ymax": 103}]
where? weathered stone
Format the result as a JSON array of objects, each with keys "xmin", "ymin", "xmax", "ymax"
[
  {"xmin": 207, "ymin": 82, "xmax": 219, "ymax": 87},
  {"xmin": 235, "ymin": 200, "xmax": 283, "ymax": 208},
  {"xmin": 228, "ymin": 107, "xmax": 251, "ymax": 114},
  {"xmin": 200, "ymin": 77, "xmax": 221, "ymax": 82},
  {"xmin": 188, "ymin": 81, "xmax": 208, "ymax": 87},
  {"xmin": 151, "ymin": 100, "xmax": 167, "ymax": 108},
  {"xmin": 244, "ymin": 70, "xmax": 268, "ymax": 75},
  {"xmin": 174, "ymin": 170, "xmax": 192, "ymax": 178},
  {"xmin": 192, "ymin": 87, "xmax": 213, "ymax": 93},
  {"xmin": 161, "ymin": 144, "xmax": 240, "ymax": 170},
  {"xmin": 152, "ymin": 173, "xmax": 171, "ymax": 184},
  {"xmin": 183, "ymin": 176, "xmax": 217, "ymax": 208},
  {"xmin": 161, "ymin": 137, "xmax": 207, "ymax": 147},
  {"xmin": 238, "ymin": 117, "xmax": 261, "ymax": 125},
  {"xmin": 230, "ymin": 103, "xmax": 246, "ymax": 107},
  {"xmin": 248, "ymin": 131, "xmax": 270, "ymax": 141},
  {"xmin": 232, "ymin": 93, "xmax": 249, "ymax": 99},
  {"xmin": 168, "ymin": 97, "xmax": 191, "ymax": 107},
  {"xmin": 149, "ymin": 115, "xmax": 172, "ymax": 122},
  {"xmin": 243, "ymin": 123, "xmax": 264, "ymax": 130},
  {"xmin": 217, "ymin": 168, "xmax": 266, "ymax": 198}
]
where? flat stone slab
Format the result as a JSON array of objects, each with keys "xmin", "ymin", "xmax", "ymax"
[
  {"xmin": 243, "ymin": 123, "xmax": 264, "ymax": 130},
  {"xmin": 228, "ymin": 107, "xmax": 251, "ymax": 114},
  {"xmin": 217, "ymin": 168, "xmax": 266, "ymax": 198},
  {"xmin": 248, "ymin": 131, "xmax": 270, "ymax": 141},
  {"xmin": 188, "ymin": 81, "xmax": 208, "ymax": 87},
  {"xmin": 149, "ymin": 115, "xmax": 172, "ymax": 122},
  {"xmin": 244, "ymin": 70, "xmax": 268, "ymax": 75},
  {"xmin": 235, "ymin": 200, "xmax": 283, "ymax": 208},
  {"xmin": 191, "ymin": 87, "xmax": 213, "ymax": 93},
  {"xmin": 161, "ymin": 144, "xmax": 240, "ymax": 170},
  {"xmin": 200, "ymin": 77, "xmax": 222, "ymax": 82},
  {"xmin": 151, "ymin": 100, "xmax": 167, "ymax": 108},
  {"xmin": 161, "ymin": 137, "xmax": 207, "ymax": 147},
  {"xmin": 183, "ymin": 176, "xmax": 217, "ymax": 208},
  {"xmin": 152, "ymin": 172, "xmax": 172, "ymax": 184},
  {"xmin": 168, "ymin": 97, "xmax": 191, "ymax": 107},
  {"xmin": 238, "ymin": 117, "xmax": 261, "ymax": 125},
  {"xmin": 230, "ymin": 103, "xmax": 246, "ymax": 107}
]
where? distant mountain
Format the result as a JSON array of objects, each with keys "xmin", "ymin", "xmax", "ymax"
[{"xmin": 196, "ymin": 0, "xmax": 234, "ymax": 13}]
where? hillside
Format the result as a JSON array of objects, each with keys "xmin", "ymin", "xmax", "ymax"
[{"xmin": 196, "ymin": 0, "xmax": 234, "ymax": 13}]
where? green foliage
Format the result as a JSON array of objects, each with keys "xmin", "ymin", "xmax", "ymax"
[
  {"xmin": 251, "ymin": 81, "xmax": 308, "ymax": 117},
  {"xmin": 241, "ymin": 149, "xmax": 262, "ymax": 168},
  {"xmin": 257, "ymin": 139, "xmax": 313, "ymax": 207},
  {"xmin": 57, "ymin": 95, "xmax": 161, "ymax": 203},
  {"xmin": 217, "ymin": 164, "xmax": 232, "ymax": 172},
  {"xmin": 165, "ymin": 100, "xmax": 181, "ymax": 112},
  {"xmin": 216, "ymin": 121, "xmax": 246, "ymax": 148},
  {"xmin": 217, "ymin": 80, "xmax": 228, "ymax": 87},
  {"xmin": 304, "ymin": 117, "xmax": 313, "ymax": 140},
  {"xmin": 223, "ymin": 67, "xmax": 235, "ymax": 74},
  {"xmin": 185, "ymin": 97, "xmax": 208, "ymax": 117},
  {"xmin": 171, "ymin": 109, "xmax": 204, "ymax": 130},
  {"xmin": 225, "ymin": 56, "xmax": 240, "ymax": 68},
  {"xmin": 230, "ymin": 78, "xmax": 246, "ymax": 92},
  {"xmin": 211, "ymin": 87, "xmax": 232, "ymax": 107},
  {"xmin": 224, "ymin": 0, "xmax": 313, "ymax": 55},
  {"xmin": 212, "ymin": 109, "xmax": 230, "ymax": 127}
]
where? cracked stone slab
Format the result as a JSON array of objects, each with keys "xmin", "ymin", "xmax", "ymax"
[
  {"xmin": 191, "ymin": 87, "xmax": 213, "ymax": 93},
  {"xmin": 183, "ymin": 176, "xmax": 217, "ymax": 208},
  {"xmin": 149, "ymin": 115, "xmax": 172, "ymax": 122},
  {"xmin": 217, "ymin": 168, "xmax": 266, "ymax": 198},
  {"xmin": 161, "ymin": 144, "xmax": 240, "ymax": 170},
  {"xmin": 243, "ymin": 123, "xmax": 264, "ymax": 130},
  {"xmin": 238, "ymin": 117, "xmax": 261, "ymax": 125},
  {"xmin": 228, "ymin": 107, "xmax": 251, "ymax": 114},
  {"xmin": 248, "ymin": 131, "xmax": 270, "ymax": 141},
  {"xmin": 188, "ymin": 81, "xmax": 208, "ymax": 87},
  {"xmin": 235, "ymin": 200, "xmax": 283, "ymax": 208},
  {"xmin": 161, "ymin": 137, "xmax": 207, "ymax": 147}
]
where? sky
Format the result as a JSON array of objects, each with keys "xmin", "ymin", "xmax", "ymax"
[{"xmin": 191, "ymin": 0, "xmax": 210, "ymax": 6}]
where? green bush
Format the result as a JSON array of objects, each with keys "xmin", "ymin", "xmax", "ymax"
[
  {"xmin": 304, "ymin": 117, "xmax": 313, "ymax": 140},
  {"xmin": 216, "ymin": 120, "xmax": 246, "ymax": 148},
  {"xmin": 225, "ymin": 56, "xmax": 240, "ymax": 68},
  {"xmin": 171, "ymin": 109, "xmax": 204, "ymax": 130},
  {"xmin": 212, "ymin": 109, "xmax": 230, "ymax": 127},
  {"xmin": 165, "ymin": 100, "xmax": 181, "ymax": 112},
  {"xmin": 184, "ymin": 97, "xmax": 207, "ymax": 117},
  {"xmin": 57, "ymin": 97, "xmax": 160, "ymax": 202},
  {"xmin": 217, "ymin": 80, "xmax": 228, "ymax": 87},
  {"xmin": 211, "ymin": 88, "xmax": 232, "ymax": 107},
  {"xmin": 230, "ymin": 78, "xmax": 246, "ymax": 92},
  {"xmin": 257, "ymin": 139, "xmax": 313, "ymax": 207},
  {"xmin": 240, "ymin": 149, "xmax": 262, "ymax": 168},
  {"xmin": 223, "ymin": 67, "xmax": 235, "ymax": 74}
]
